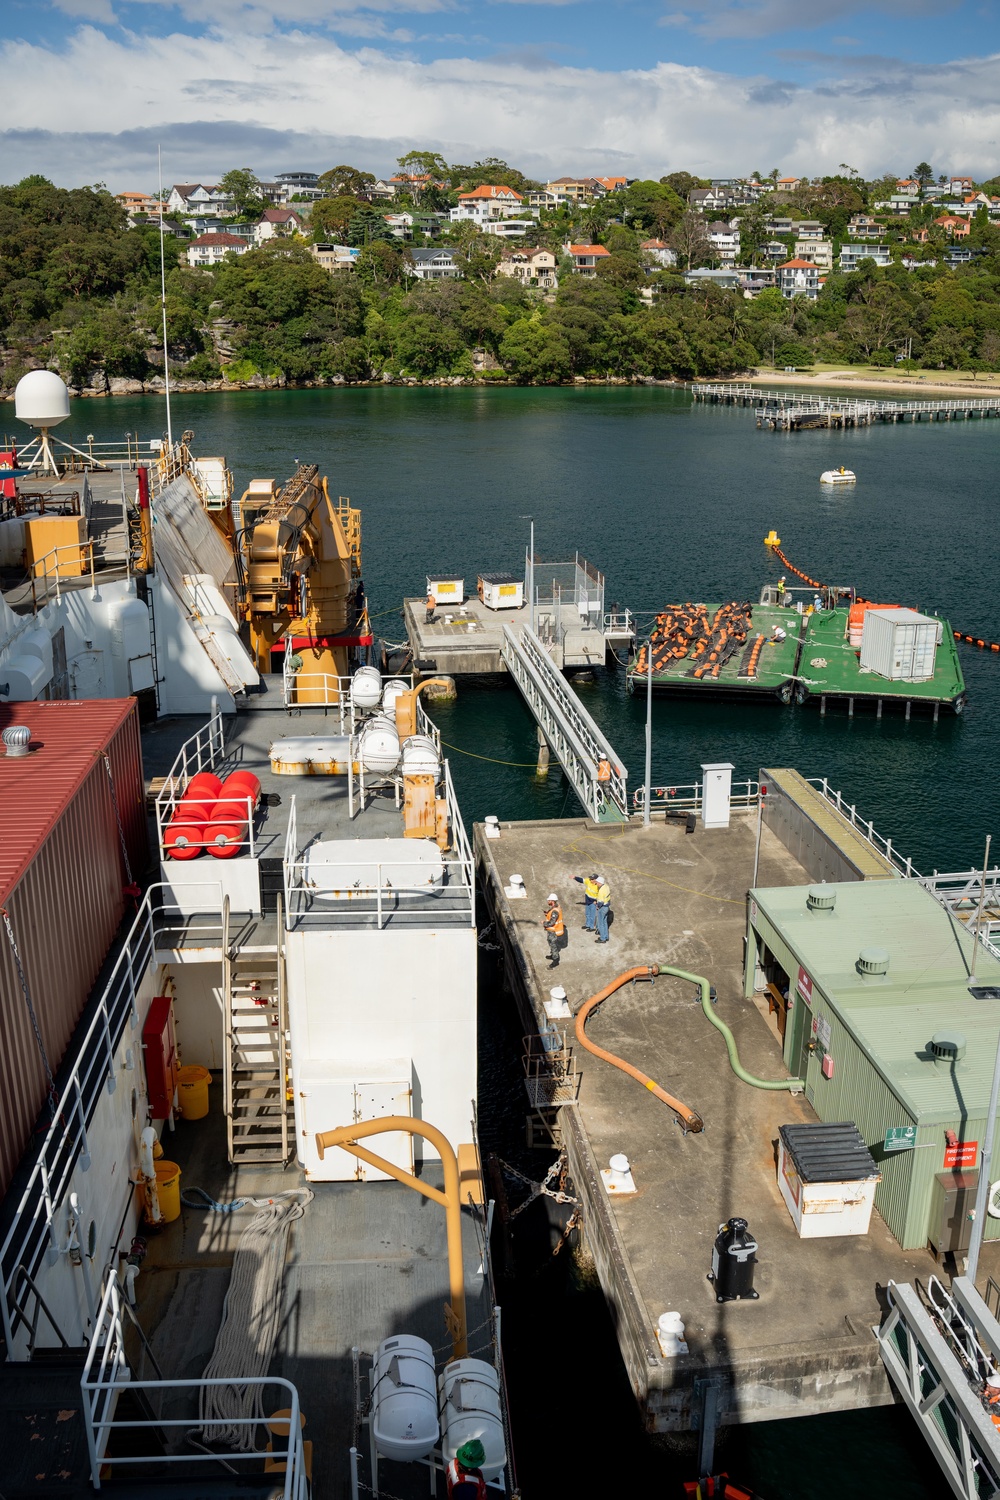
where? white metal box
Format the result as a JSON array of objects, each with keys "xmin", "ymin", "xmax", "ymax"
[
  {"xmin": 426, "ymin": 575, "xmax": 464, "ymax": 605},
  {"xmin": 777, "ymin": 1124, "xmax": 879, "ymax": 1239},
  {"xmin": 478, "ymin": 573, "xmax": 524, "ymax": 611},
  {"xmin": 296, "ymin": 1059, "xmax": 413, "ymax": 1181},
  {"xmin": 859, "ymin": 607, "xmax": 938, "ymax": 682},
  {"xmin": 700, "ymin": 761, "xmax": 734, "ymax": 830}
]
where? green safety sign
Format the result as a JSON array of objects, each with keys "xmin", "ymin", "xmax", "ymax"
[{"xmin": 884, "ymin": 1126, "xmax": 917, "ymax": 1152}]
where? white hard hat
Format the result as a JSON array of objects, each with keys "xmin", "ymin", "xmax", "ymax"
[
  {"xmin": 596, "ymin": 875, "xmax": 605, "ymax": 883},
  {"xmin": 547, "ymin": 892, "xmax": 559, "ymax": 903}
]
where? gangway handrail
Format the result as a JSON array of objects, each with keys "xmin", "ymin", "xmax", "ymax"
[{"xmin": 500, "ymin": 624, "xmax": 627, "ymax": 823}]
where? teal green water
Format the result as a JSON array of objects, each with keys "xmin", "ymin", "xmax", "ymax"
[{"xmin": 60, "ymin": 386, "xmax": 998, "ymax": 1495}]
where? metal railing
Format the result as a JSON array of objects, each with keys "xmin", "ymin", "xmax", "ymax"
[
  {"xmin": 604, "ymin": 609, "xmax": 635, "ymax": 637},
  {"xmin": 694, "ymin": 383, "xmax": 1000, "ymax": 417},
  {"xmin": 22, "ymin": 540, "xmax": 97, "ymax": 611},
  {"xmin": 804, "ymin": 776, "xmax": 920, "ymax": 877},
  {"xmin": 282, "ymin": 757, "xmax": 474, "ymax": 931},
  {"xmin": 82, "ymin": 1276, "xmax": 307, "ymax": 1496},
  {"xmin": 500, "ymin": 624, "xmax": 628, "ymax": 823},
  {"xmin": 920, "ymin": 868, "xmax": 1000, "ymax": 962},
  {"xmin": 155, "ymin": 708, "xmax": 260, "ymax": 861},
  {"xmin": 0, "ymin": 881, "xmax": 225, "ymax": 1359},
  {"xmin": 632, "ymin": 779, "xmax": 759, "ymax": 814},
  {"xmin": 281, "ymin": 659, "xmax": 414, "ymax": 721}
]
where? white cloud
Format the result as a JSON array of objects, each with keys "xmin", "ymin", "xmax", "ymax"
[
  {"xmin": 661, "ymin": 0, "xmax": 955, "ymax": 40},
  {"xmin": 50, "ymin": 0, "xmax": 117, "ymax": 21},
  {"xmin": 2, "ymin": 25, "xmax": 1000, "ymax": 187}
]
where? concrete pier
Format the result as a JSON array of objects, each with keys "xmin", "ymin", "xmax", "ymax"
[
  {"xmin": 474, "ymin": 804, "xmax": 1000, "ymax": 1434},
  {"xmin": 404, "ymin": 594, "xmax": 610, "ymax": 675}
]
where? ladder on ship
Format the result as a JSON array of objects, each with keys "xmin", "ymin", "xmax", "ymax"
[
  {"xmin": 222, "ymin": 896, "xmax": 291, "ymax": 1165},
  {"xmin": 500, "ymin": 624, "xmax": 628, "ymax": 823}
]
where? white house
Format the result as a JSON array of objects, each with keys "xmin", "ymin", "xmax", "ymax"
[
  {"xmin": 793, "ymin": 237, "xmax": 833, "ymax": 269},
  {"xmin": 839, "ymin": 243, "xmax": 891, "ymax": 272},
  {"xmin": 167, "ymin": 184, "xmax": 236, "ymax": 217},
  {"xmin": 482, "ymin": 218, "xmax": 535, "ymax": 239},
  {"xmin": 451, "ymin": 185, "xmax": 526, "ymax": 225},
  {"xmin": 640, "ymin": 238, "xmax": 677, "ymax": 267},
  {"xmin": 707, "ymin": 221, "xmax": 740, "ymax": 264},
  {"xmin": 186, "ymin": 231, "xmax": 250, "ymax": 267},
  {"xmin": 682, "ymin": 267, "xmax": 740, "ymax": 290},
  {"xmin": 777, "ymin": 258, "xmax": 822, "ymax": 299},
  {"xmin": 254, "ymin": 208, "xmax": 304, "ymax": 245},
  {"xmin": 564, "ymin": 243, "xmax": 612, "ymax": 277},
  {"xmin": 406, "ymin": 248, "xmax": 461, "ymax": 281}
]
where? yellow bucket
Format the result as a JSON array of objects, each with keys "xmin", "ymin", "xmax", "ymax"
[
  {"xmin": 177, "ymin": 1064, "xmax": 211, "ymax": 1121},
  {"xmin": 146, "ymin": 1161, "xmax": 181, "ymax": 1223}
]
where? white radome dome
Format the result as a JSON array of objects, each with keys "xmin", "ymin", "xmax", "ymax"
[{"xmin": 15, "ymin": 371, "xmax": 71, "ymax": 428}]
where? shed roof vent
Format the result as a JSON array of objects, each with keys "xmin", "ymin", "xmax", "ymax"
[
  {"xmin": 856, "ymin": 946, "xmax": 890, "ymax": 977},
  {"xmin": 2, "ymin": 725, "xmax": 31, "ymax": 757},
  {"xmin": 929, "ymin": 1030, "xmax": 967, "ymax": 1065},
  {"xmin": 807, "ymin": 886, "xmax": 836, "ymax": 912}
]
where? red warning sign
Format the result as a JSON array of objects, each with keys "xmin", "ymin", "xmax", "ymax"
[{"xmin": 944, "ymin": 1140, "xmax": 978, "ymax": 1169}]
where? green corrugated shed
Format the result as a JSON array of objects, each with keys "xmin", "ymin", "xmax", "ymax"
[{"xmin": 746, "ymin": 879, "xmax": 1000, "ymax": 1249}]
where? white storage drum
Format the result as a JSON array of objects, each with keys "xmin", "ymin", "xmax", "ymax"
[
  {"xmin": 400, "ymin": 734, "xmax": 441, "ymax": 778},
  {"xmin": 438, "ymin": 1358, "xmax": 506, "ymax": 1480},
  {"xmin": 359, "ymin": 715, "xmax": 400, "ymax": 774},
  {"xmin": 351, "ymin": 664, "xmax": 382, "ymax": 710},
  {"xmin": 371, "ymin": 1335, "xmax": 439, "ymax": 1462},
  {"xmin": 381, "ymin": 678, "xmax": 409, "ymax": 715}
]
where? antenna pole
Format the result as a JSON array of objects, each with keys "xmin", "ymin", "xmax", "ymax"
[{"xmin": 158, "ymin": 146, "xmax": 173, "ymax": 453}]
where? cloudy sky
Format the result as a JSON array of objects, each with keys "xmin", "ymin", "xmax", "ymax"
[{"xmin": 3, "ymin": 0, "xmax": 999, "ymax": 189}]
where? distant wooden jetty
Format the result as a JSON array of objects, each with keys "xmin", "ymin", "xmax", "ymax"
[{"xmin": 692, "ymin": 381, "xmax": 1000, "ymax": 429}]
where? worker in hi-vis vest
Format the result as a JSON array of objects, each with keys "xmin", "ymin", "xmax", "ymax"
[
  {"xmin": 446, "ymin": 1439, "xmax": 487, "ymax": 1498},
  {"xmin": 543, "ymin": 894, "xmax": 564, "ymax": 967},
  {"xmin": 573, "ymin": 871, "xmax": 600, "ymax": 931},
  {"xmin": 594, "ymin": 876, "xmax": 611, "ymax": 944}
]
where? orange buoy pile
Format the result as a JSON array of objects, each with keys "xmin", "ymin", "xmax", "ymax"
[
  {"xmin": 635, "ymin": 602, "xmax": 755, "ymax": 682},
  {"xmin": 165, "ymin": 769, "xmax": 261, "ymax": 859}
]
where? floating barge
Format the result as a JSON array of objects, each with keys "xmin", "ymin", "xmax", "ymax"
[{"xmin": 627, "ymin": 585, "xmax": 966, "ymax": 716}]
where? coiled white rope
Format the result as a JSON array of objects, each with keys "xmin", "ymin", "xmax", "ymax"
[{"xmin": 199, "ymin": 1189, "xmax": 313, "ymax": 1450}]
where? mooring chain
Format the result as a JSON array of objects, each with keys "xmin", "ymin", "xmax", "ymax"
[{"xmin": 498, "ymin": 1155, "xmax": 580, "ymax": 1219}]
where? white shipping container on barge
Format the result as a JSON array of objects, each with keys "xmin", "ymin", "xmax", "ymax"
[{"xmin": 859, "ymin": 606, "xmax": 940, "ymax": 682}]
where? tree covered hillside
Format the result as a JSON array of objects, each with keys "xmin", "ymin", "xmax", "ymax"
[{"xmin": 1, "ymin": 171, "xmax": 999, "ymax": 391}]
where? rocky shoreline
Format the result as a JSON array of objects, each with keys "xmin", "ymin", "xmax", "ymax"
[{"xmin": 0, "ymin": 371, "xmax": 695, "ymax": 401}]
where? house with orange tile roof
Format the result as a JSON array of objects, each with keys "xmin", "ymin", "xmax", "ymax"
[
  {"xmin": 565, "ymin": 243, "xmax": 612, "ymax": 277},
  {"xmin": 776, "ymin": 257, "xmax": 821, "ymax": 299},
  {"xmin": 935, "ymin": 214, "xmax": 971, "ymax": 239},
  {"xmin": 451, "ymin": 184, "xmax": 526, "ymax": 226}
]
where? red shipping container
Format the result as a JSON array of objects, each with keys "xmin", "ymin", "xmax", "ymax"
[{"xmin": 0, "ymin": 699, "xmax": 147, "ymax": 1195}]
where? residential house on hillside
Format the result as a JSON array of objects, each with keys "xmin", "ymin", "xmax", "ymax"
[
  {"xmin": 949, "ymin": 176, "xmax": 975, "ymax": 195},
  {"xmin": 794, "ymin": 236, "xmax": 833, "ymax": 269},
  {"xmin": 276, "ymin": 171, "xmax": 321, "ymax": 200},
  {"xmin": 777, "ymin": 258, "xmax": 822, "ymax": 299},
  {"xmin": 544, "ymin": 177, "xmax": 605, "ymax": 204},
  {"xmin": 763, "ymin": 239, "xmax": 791, "ymax": 261},
  {"xmin": 776, "ymin": 176, "xmax": 802, "ymax": 191},
  {"xmin": 934, "ymin": 214, "xmax": 971, "ymax": 239},
  {"xmin": 945, "ymin": 246, "xmax": 986, "ymax": 267},
  {"xmin": 688, "ymin": 186, "xmax": 734, "ymax": 214},
  {"xmin": 255, "ymin": 208, "xmax": 304, "ymax": 244},
  {"xmin": 839, "ymin": 243, "xmax": 891, "ymax": 271},
  {"xmin": 451, "ymin": 185, "xmax": 526, "ymax": 225},
  {"xmin": 367, "ymin": 180, "xmax": 399, "ymax": 202},
  {"xmin": 594, "ymin": 176, "xmax": 628, "ymax": 194},
  {"xmin": 310, "ymin": 243, "xmax": 360, "ymax": 273},
  {"xmin": 682, "ymin": 267, "xmax": 740, "ymax": 289},
  {"xmin": 793, "ymin": 220, "xmax": 825, "ymax": 241},
  {"xmin": 496, "ymin": 247, "xmax": 558, "ymax": 287},
  {"xmin": 482, "ymin": 219, "xmax": 536, "ymax": 239},
  {"xmin": 896, "ymin": 179, "xmax": 921, "ymax": 198},
  {"xmin": 707, "ymin": 221, "xmax": 740, "ymax": 264},
  {"xmin": 167, "ymin": 184, "xmax": 236, "ymax": 217},
  {"xmin": 766, "ymin": 216, "xmax": 794, "ymax": 235},
  {"xmin": 640, "ymin": 238, "xmax": 677, "ymax": 267},
  {"xmin": 848, "ymin": 213, "xmax": 885, "ymax": 240},
  {"xmin": 186, "ymin": 231, "xmax": 249, "ymax": 267},
  {"xmin": 565, "ymin": 243, "xmax": 612, "ymax": 276},
  {"xmin": 406, "ymin": 248, "xmax": 460, "ymax": 281}
]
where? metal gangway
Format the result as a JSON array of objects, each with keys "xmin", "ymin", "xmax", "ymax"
[
  {"xmin": 877, "ymin": 1276, "xmax": 1000, "ymax": 1499},
  {"xmin": 500, "ymin": 625, "xmax": 628, "ymax": 823}
]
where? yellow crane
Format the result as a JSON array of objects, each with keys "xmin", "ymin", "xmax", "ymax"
[{"xmin": 238, "ymin": 463, "xmax": 366, "ymax": 702}]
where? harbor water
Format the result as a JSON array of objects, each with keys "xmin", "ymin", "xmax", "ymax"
[{"xmin": 57, "ymin": 384, "xmax": 1000, "ymax": 1495}]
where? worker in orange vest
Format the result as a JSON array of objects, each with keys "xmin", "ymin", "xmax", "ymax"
[
  {"xmin": 542, "ymin": 893, "xmax": 564, "ymax": 967},
  {"xmin": 446, "ymin": 1439, "xmax": 487, "ymax": 1498},
  {"xmin": 426, "ymin": 592, "xmax": 437, "ymax": 624}
]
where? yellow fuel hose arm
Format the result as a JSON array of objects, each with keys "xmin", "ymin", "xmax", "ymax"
[
  {"xmin": 662, "ymin": 964, "xmax": 804, "ymax": 1091},
  {"xmin": 574, "ymin": 967, "xmax": 705, "ymax": 1134}
]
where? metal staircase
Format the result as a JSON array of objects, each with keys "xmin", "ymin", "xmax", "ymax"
[{"xmin": 223, "ymin": 898, "xmax": 291, "ymax": 1165}]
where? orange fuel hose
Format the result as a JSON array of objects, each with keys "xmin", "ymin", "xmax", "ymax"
[{"xmin": 574, "ymin": 965, "xmax": 705, "ymax": 1134}]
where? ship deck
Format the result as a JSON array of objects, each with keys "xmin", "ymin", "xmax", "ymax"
[
  {"xmin": 799, "ymin": 608, "xmax": 966, "ymax": 710},
  {"xmin": 474, "ymin": 811, "xmax": 1000, "ymax": 1432},
  {"xmin": 132, "ymin": 1092, "xmax": 493, "ymax": 1500},
  {"xmin": 0, "ymin": 468, "xmax": 131, "ymax": 614}
]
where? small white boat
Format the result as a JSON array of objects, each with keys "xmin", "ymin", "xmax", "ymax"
[{"xmin": 820, "ymin": 466, "xmax": 856, "ymax": 485}]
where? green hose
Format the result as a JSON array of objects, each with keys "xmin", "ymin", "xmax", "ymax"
[{"xmin": 657, "ymin": 964, "xmax": 805, "ymax": 1092}]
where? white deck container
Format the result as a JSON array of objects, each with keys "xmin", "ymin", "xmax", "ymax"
[
  {"xmin": 426, "ymin": 575, "xmax": 464, "ymax": 605},
  {"xmin": 778, "ymin": 1122, "xmax": 880, "ymax": 1239},
  {"xmin": 859, "ymin": 607, "xmax": 938, "ymax": 682},
  {"xmin": 478, "ymin": 573, "xmax": 524, "ymax": 611}
]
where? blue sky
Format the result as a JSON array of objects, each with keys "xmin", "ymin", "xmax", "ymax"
[{"xmin": 2, "ymin": 0, "xmax": 999, "ymax": 186}]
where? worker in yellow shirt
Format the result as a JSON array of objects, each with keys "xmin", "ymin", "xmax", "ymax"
[
  {"xmin": 573, "ymin": 871, "xmax": 600, "ymax": 932},
  {"xmin": 426, "ymin": 592, "xmax": 437, "ymax": 624},
  {"xmin": 594, "ymin": 876, "xmax": 611, "ymax": 944},
  {"xmin": 542, "ymin": 893, "xmax": 565, "ymax": 967}
]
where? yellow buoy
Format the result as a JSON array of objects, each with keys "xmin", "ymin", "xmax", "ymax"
[{"xmin": 764, "ymin": 530, "xmax": 781, "ymax": 549}]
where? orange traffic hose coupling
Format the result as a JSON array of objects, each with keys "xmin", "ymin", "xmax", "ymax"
[{"xmin": 574, "ymin": 966, "xmax": 705, "ymax": 1134}]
